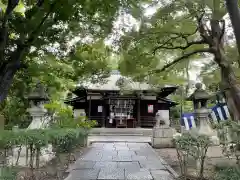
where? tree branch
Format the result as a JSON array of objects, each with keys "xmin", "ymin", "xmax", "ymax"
[
  {"xmin": 25, "ymin": 1, "xmax": 57, "ymax": 46},
  {"xmin": 220, "ymin": 20, "xmax": 225, "ymax": 41},
  {"xmin": 0, "ymin": 0, "xmax": 20, "ymax": 64},
  {"xmin": 153, "ymin": 35, "xmax": 184, "ymax": 54},
  {"xmin": 196, "ymin": 13, "xmax": 211, "ymax": 43},
  {"xmin": 150, "ymin": 48, "xmax": 213, "ymax": 74},
  {"xmin": 153, "ymin": 39, "xmax": 206, "ymax": 54},
  {"xmin": 6, "ymin": 0, "xmax": 57, "ymax": 69}
]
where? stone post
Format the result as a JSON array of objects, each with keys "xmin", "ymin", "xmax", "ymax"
[{"xmin": 152, "ymin": 111, "xmax": 176, "ymax": 148}]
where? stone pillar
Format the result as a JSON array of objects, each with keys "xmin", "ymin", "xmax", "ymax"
[{"xmin": 152, "ymin": 127, "xmax": 176, "ymax": 148}]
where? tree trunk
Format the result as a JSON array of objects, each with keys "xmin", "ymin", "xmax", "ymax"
[
  {"xmin": 225, "ymin": 0, "xmax": 240, "ymax": 67},
  {"xmin": 0, "ymin": 61, "xmax": 20, "ymax": 103},
  {"xmin": 220, "ymin": 67, "xmax": 240, "ymax": 121},
  {"xmin": 222, "ymin": 68, "xmax": 240, "ymax": 121},
  {"xmin": 185, "ymin": 60, "xmax": 190, "ymax": 95},
  {"xmin": 210, "ymin": 19, "xmax": 240, "ymax": 121},
  {"xmin": 215, "ymin": 50, "xmax": 240, "ymax": 121}
]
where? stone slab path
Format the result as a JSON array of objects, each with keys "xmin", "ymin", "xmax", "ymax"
[
  {"xmin": 88, "ymin": 136, "xmax": 151, "ymax": 144},
  {"xmin": 65, "ymin": 142, "xmax": 177, "ymax": 180}
]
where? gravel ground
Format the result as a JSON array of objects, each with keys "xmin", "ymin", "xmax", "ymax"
[
  {"xmin": 154, "ymin": 146, "xmax": 237, "ymax": 179},
  {"xmin": 16, "ymin": 145, "xmax": 88, "ymax": 180}
]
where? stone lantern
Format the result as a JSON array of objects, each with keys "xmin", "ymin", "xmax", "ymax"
[
  {"xmin": 187, "ymin": 83, "xmax": 210, "ymax": 110},
  {"xmin": 9, "ymin": 82, "xmax": 54, "ymax": 167},
  {"xmin": 27, "ymin": 82, "xmax": 49, "ymax": 106},
  {"xmin": 27, "ymin": 82, "xmax": 49, "ymax": 129},
  {"xmin": 188, "ymin": 83, "xmax": 219, "ymax": 144}
]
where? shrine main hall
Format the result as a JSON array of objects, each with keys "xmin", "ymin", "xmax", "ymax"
[{"xmin": 65, "ymin": 70, "xmax": 177, "ymax": 128}]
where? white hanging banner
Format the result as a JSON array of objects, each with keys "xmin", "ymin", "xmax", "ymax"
[
  {"xmin": 109, "ymin": 119, "xmax": 113, "ymax": 124},
  {"xmin": 148, "ymin": 105, "xmax": 154, "ymax": 113},
  {"xmin": 98, "ymin": 106, "xmax": 103, "ymax": 112}
]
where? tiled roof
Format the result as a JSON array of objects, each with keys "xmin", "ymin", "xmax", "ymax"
[{"xmin": 76, "ymin": 70, "xmax": 176, "ymax": 91}]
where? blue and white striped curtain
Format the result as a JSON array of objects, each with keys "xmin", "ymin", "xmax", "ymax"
[{"xmin": 181, "ymin": 103, "xmax": 231, "ymax": 130}]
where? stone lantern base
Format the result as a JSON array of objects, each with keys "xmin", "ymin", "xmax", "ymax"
[
  {"xmin": 195, "ymin": 108, "xmax": 219, "ymax": 145},
  {"xmin": 152, "ymin": 126, "xmax": 176, "ymax": 148}
]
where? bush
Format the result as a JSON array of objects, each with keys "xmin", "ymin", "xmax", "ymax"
[
  {"xmin": 0, "ymin": 167, "xmax": 18, "ymax": 180},
  {"xmin": 52, "ymin": 116, "xmax": 97, "ymax": 129},
  {"xmin": 214, "ymin": 165, "xmax": 240, "ymax": 180},
  {"xmin": 214, "ymin": 121, "xmax": 240, "ymax": 164},
  {"xmin": 44, "ymin": 102, "xmax": 98, "ymax": 129},
  {"xmin": 174, "ymin": 130, "xmax": 212, "ymax": 180},
  {"xmin": 0, "ymin": 128, "xmax": 88, "ymax": 168}
]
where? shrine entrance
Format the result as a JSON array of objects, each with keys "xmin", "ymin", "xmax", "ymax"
[{"xmin": 105, "ymin": 98, "xmax": 137, "ymax": 128}]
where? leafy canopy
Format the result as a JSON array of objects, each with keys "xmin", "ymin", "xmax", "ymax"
[{"xmin": 117, "ymin": 0, "xmax": 230, "ymax": 85}]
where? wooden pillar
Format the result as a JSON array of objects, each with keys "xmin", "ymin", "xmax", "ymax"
[
  {"xmin": 102, "ymin": 102, "xmax": 106, "ymax": 127},
  {"xmin": 137, "ymin": 98, "xmax": 141, "ymax": 127},
  {"xmin": 88, "ymin": 95, "xmax": 91, "ymax": 120}
]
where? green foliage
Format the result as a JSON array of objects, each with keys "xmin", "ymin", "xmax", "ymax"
[
  {"xmin": 214, "ymin": 121, "xmax": 240, "ymax": 163},
  {"xmin": 174, "ymin": 131, "xmax": 212, "ymax": 179},
  {"xmin": 117, "ymin": 0, "xmax": 231, "ymax": 89},
  {"xmin": 0, "ymin": 128, "xmax": 88, "ymax": 156},
  {"xmin": 175, "ymin": 132, "xmax": 212, "ymax": 159},
  {"xmin": 0, "ymin": 167, "xmax": 18, "ymax": 180},
  {"xmin": 0, "ymin": 0, "xmax": 145, "ymax": 127},
  {"xmin": 53, "ymin": 116, "xmax": 97, "ymax": 129},
  {"xmin": 44, "ymin": 101, "xmax": 73, "ymax": 121},
  {"xmin": 215, "ymin": 166, "xmax": 240, "ymax": 180},
  {"xmin": 200, "ymin": 46, "xmax": 240, "ymax": 93},
  {"xmin": 44, "ymin": 101, "xmax": 98, "ymax": 129},
  {"xmin": 48, "ymin": 128, "xmax": 88, "ymax": 153}
]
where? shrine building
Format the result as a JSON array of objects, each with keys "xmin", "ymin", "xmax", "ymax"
[{"xmin": 64, "ymin": 70, "xmax": 178, "ymax": 128}]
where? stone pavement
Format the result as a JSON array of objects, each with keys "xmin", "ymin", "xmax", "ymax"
[
  {"xmin": 88, "ymin": 136, "xmax": 151, "ymax": 144},
  {"xmin": 65, "ymin": 142, "xmax": 177, "ymax": 180}
]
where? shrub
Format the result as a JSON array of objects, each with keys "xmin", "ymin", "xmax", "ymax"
[
  {"xmin": 214, "ymin": 121, "xmax": 240, "ymax": 164},
  {"xmin": 0, "ymin": 167, "xmax": 18, "ymax": 180},
  {"xmin": 174, "ymin": 130, "xmax": 212, "ymax": 180},
  {"xmin": 214, "ymin": 165, "xmax": 240, "ymax": 180},
  {"xmin": 0, "ymin": 128, "xmax": 88, "ymax": 168}
]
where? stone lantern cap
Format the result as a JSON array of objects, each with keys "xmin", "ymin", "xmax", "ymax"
[
  {"xmin": 187, "ymin": 83, "xmax": 210, "ymax": 101},
  {"xmin": 27, "ymin": 82, "xmax": 49, "ymax": 101}
]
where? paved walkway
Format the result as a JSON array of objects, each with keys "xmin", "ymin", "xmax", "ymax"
[
  {"xmin": 88, "ymin": 136, "xmax": 151, "ymax": 144},
  {"xmin": 65, "ymin": 142, "xmax": 177, "ymax": 180}
]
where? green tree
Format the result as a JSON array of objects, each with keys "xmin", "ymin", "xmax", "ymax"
[
  {"xmin": 1, "ymin": 40, "xmax": 112, "ymax": 128},
  {"xmin": 119, "ymin": 0, "xmax": 240, "ymax": 121},
  {"xmin": 225, "ymin": 0, "xmax": 240, "ymax": 66},
  {"xmin": 0, "ymin": 0, "xmax": 145, "ymax": 103}
]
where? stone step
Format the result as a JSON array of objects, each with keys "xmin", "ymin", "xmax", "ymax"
[
  {"xmin": 90, "ymin": 128, "xmax": 153, "ymax": 136},
  {"xmin": 89, "ymin": 133, "xmax": 145, "ymax": 136}
]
